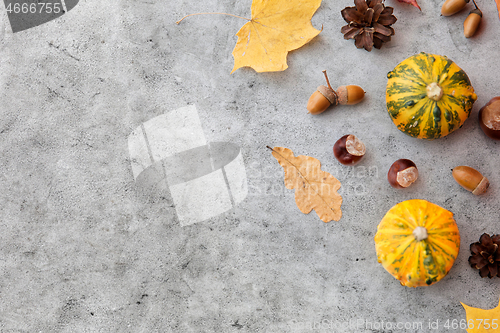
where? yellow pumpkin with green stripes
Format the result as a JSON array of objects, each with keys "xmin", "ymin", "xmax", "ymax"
[
  {"xmin": 374, "ymin": 199, "xmax": 460, "ymax": 287},
  {"xmin": 386, "ymin": 52, "xmax": 477, "ymax": 139}
]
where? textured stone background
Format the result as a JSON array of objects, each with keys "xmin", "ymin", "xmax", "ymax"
[{"xmin": 0, "ymin": 0, "xmax": 499, "ymax": 332}]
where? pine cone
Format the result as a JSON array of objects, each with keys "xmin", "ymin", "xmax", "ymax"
[
  {"xmin": 341, "ymin": 0, "xmax": 397, "ymax": 51},
  {"xmin": 469, "ymin": 233, "xmax": 500, "ymax": 278}
]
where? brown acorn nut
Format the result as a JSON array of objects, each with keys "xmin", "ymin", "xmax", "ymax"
[
  {"xmin": 388, "ymin": 159, "xmax": 419, "ymax": 189},
  {"xmin": 464, "ymin": 8, "xmax": 482, "ymax": 38},
  {"xmin": 478, "ymin": 96, "xmax": 500, "ymax": 140},
  {"xmin": 452, "ymin": 166, "xmax": 489, "ymax": 195},
  {"xmin": 333, "ymin": 134, "xmax": 366, "ymax": 165},
  {"xmin": 441, "ymin": 0, "xmax": 470, "ymax": 16},
  {"xmin": 307, "ymin": 70, "xmax": 365, "ymax": 114},
  {"xmin": 336, "ymin": 85, "xmax": 366, "ymax": 106}
]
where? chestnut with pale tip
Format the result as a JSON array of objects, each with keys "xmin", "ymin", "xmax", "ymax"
[
  {"xmin": 333, "ymin": 134, "xmax": 366, "ymax": 165},
  {"xmin": 388, "ymin": 159, "xmax": 419, "ymax": 189},
  {"xmin": 307, "ymin": 70, "xmax": 365, "ymax": 114},
  {"xmin": 478, "ymin": 96, "xmax": 500, "ymax": 140},
  {"xmin": 452, "ymin": 166, "xmax": 489, "ymax": 195}
]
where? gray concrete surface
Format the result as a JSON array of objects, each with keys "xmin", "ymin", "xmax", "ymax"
[{"xmin": 1, "ymin": 0, "xmax": 500, "ymax": 332}]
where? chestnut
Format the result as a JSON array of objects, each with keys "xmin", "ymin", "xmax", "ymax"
[
  {"xmin": 333, "ymin": 134, "xmax": 366, "ymax": 165},
  {"xmin": 388, "ymin": 159, "xmax": 419, "ymax": 188},
  {"xmin": 478, "ymin": 96, "xmax": 500, "ymax": 140}
]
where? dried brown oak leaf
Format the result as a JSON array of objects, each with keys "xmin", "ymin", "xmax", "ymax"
[{"xmin": 268, "ymin": 146, "xmax": 342, "ymax": 222}]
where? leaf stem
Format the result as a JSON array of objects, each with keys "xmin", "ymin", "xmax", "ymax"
[
  {"xmin": 471, "ymin": 0, "xmax": 479, "ymax": 9},
  {"xmin": 176, "ymin": 12, "xmax": 251, "ymax": 25}
]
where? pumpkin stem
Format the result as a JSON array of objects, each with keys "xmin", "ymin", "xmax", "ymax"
[
  {"xmin": 413, "ymin": 226, "xmax": 428, "ymax": 241},
  {"xmin": 426, "ymin": 82, "xmax": 443, "ymax": 101}
]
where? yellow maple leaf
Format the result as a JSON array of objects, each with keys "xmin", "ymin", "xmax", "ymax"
[
  {"xmin": 231, "ymin": 0, "xmax": 322, "ymax": 73},
  {"xmin": 268, "ymin": 146, "xmax": 342, "ymax": 222},
  {"xmin": 461, "ymin": 298, "xmax": 500, "ymax": 333}
]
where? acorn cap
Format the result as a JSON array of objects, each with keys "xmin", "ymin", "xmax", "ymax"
[
  {"xmin": 336, "ymin": 86, "xmax": 348, "ymax": 105},
  {"xmin": 470, "ymin": 8, "xmax": 482, "ymax": 16},
  {"xmin": 472, "ymin": 176, "xmax": 489, "ymax": 195},
  {"xmin": 317, "ymin": 85, "xmax": 338, "ymax": 105}
]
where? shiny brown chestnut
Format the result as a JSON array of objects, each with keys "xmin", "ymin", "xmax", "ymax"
[
  {"xmin": 478, "ymin": 96, "xmax": 500, "ymax": 140},
  {"xmin": 333, "ymin": 134, "xmax": 366, "ymax": 165},
  {"xmin": 388, "ymin": 159, "xmax": 419, "ymax": 189}
]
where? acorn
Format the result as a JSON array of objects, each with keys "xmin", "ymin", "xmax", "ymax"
[
  {"xmin": 441, "ymin": 0, "xmax": 470, "ymax": 16},
  {"xmin": 452, "ymin": 166, "xmax": 489, "ymax": 195},
  {"xmin": 307, "ymin": 71, "xmax": 337, "ymax": 115},
  {"xmin": 463, "ymin": 3, "xmax": 482, "ymax": 38},
  {"xmin": 307, "ymin": 70, "xmax": 365, "ymax": 114}
]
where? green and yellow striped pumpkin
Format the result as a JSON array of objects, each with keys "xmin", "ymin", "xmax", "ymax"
[
  {"xmin": 374, "ymin": 199, "xmax": 460, "ymax": 287},
  {"xmin": 386, "ymin": 52, "xmax": 477, "ymax": 139}
]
